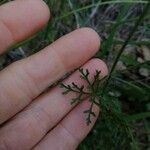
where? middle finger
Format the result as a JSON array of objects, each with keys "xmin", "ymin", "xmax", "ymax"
[{"xmin": 0, "ymin": 28, "xmax": 100, "ymax": 124}]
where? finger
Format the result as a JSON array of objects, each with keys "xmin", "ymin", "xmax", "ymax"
[
  {"xmin": 0, "ymin": 28, "xmax": 100, "ymax": 124},
  {"xmin": 0, "ymin": 0, "xmax": 50, "ymax": 53},
  {"xmin": 0, "ymin": 59, "xmax": 108, "ymax": 150},
  {"xmin": 34, "ymin": 100, "xmax": 99, "ymax": 150}
]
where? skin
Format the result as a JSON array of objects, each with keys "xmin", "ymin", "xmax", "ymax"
[{"xmin": 0, "ymin": 0, "xmax": 108, "ymax": 150}]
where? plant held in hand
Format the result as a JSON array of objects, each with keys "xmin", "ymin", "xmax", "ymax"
[{"xmin": 60, "ymin": 68, "xmax": 107, "ymax": 125}]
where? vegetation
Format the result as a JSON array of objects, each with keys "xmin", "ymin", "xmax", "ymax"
[{"xmin": 0, "ymin": 0, "xmax": 150, "ymax": 149}]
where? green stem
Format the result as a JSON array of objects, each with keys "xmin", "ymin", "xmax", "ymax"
[
  {"xmin": 102, "ymin": 2, "xmax": 150, "ymax": 93},
  {"xmin": 56, "ymin": 0, "xmax": 148, "ymax": 20}
]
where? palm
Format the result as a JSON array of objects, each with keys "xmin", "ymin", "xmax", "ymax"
[{"xmin": 0, "ymin": 0, "xmax": 108, "ymax": 150}]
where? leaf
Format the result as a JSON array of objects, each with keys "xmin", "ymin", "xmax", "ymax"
[
  {"xmin": 126, "ymin": 112, "xmax": 150, "ymax": 122},
  {"xmin": 83, "ymin": 110, "xmax": 90, "ymax": 114},
  {"xmin": 71, "ymin": 92, "xmax": 83, "ymax": 105},
  {"xmin": 62, "ymin": 90, "xmax": 70, "ymax": 95},
  {"xmin": 120, "ymin": 55, "xmax": 138, "ymax": 66}
]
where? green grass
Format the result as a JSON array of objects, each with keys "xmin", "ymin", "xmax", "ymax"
[{"xmin": 2, "ymin": 0, "xmax": 150, "ymax": 149}]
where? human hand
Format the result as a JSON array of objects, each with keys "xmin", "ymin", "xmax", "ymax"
[{"xmin": 0, "ymin": 0, "xmax": 108, "ymax": 150}]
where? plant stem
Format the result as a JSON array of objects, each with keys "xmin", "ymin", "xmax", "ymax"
[
  {"xmin": 102, "ymin": 2, "xmax": 150, "ymax": 92},
  {"xmin": 57, "ymin": 0, "xmax": 148, "ymax": 20}
]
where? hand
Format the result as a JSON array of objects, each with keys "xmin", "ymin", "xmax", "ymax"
[{"xmin": 0, "ymin": 0, "xmax": 108, "ymax": 150}]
